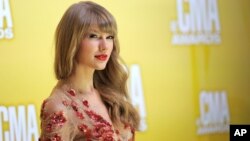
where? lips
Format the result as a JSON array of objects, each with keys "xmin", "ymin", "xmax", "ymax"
[{"xmin": 95, "ymin": 54, "xmax": 108, "ymax": 61}]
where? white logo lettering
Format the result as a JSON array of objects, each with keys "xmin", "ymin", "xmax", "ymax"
[
  {"xmin": 129, "ymin": 64, "xmax": 147, "ymax": 131},
  {"xmin": 170, "ymin": 0, "xmax": 221, "ymax": 45},
  {"xmin": 0, "ymin": 105, "xmax": 39, "ymax": 141},
  {"xmin": 234, "ymin": 129, "xmax": 247, "ymax": 136},
  {"xmin": 196, "ymin": 90, "xmax": 230, "ymax": 134},
  {"xmin": 0, "ymin": 0, "xmax": 13, "ymax": 39}
]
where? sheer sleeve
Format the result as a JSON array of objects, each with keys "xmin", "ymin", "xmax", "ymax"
[{"xmin": 39, "ymin": 97, "xmax": 74, "ymax": 141}]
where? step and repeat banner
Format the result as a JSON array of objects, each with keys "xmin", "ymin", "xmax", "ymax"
[{"xmin": 1, "ymin": 0, "xmax": 250, "ymax": 140}]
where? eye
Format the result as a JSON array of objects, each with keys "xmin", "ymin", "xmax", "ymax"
[
  {"xmin": 107, "ymin": 36, "xmax": 114, "ymax": 40},
  {"xmin": 88, "ymin": 33, "xmax": 98, "ymax": 39}
]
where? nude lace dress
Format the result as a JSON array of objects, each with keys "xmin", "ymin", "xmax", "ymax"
[{"xmin": 39, "ymin": 85, "xmax": 135, "ymax": 141}]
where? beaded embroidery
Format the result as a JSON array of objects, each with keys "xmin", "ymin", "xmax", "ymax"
[{"xmin": 39, "ymin": 88, "xmax": 134, "ymax": 141}]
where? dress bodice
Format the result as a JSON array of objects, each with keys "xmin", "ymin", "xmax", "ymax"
[{"xmin": 39, "ymin": 86, "xmax": 134, "ymax": 141}]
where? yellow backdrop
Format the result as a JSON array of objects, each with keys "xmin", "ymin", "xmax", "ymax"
[{"xmin": 1, "ymin": 0, "xmax": 250, "ymax": 141}]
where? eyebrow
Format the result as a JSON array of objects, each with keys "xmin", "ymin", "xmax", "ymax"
[
  {"xmin": 88, "ymin": 28, "xmax": 101, "ymax": 33},
  {"xmin": 87, "ymin": 28, "xmax": 113, "ymax": 35}
]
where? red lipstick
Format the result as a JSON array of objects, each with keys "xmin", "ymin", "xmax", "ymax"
[{"xmin": 95, "ymin": 54, "xmax": 108, "ymax": 61}]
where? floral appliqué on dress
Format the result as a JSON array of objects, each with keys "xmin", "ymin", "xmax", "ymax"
[{"xmin": 39, "ymin": 88, "xmax": 135, "ymax": 141}]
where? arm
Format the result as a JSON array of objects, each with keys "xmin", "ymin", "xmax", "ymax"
[{"xmin": 39, "ymin": 98, "xmax": 73, "ymax": 141}]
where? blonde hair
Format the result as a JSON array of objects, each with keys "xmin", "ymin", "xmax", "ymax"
[{"xmin": 54, "ymin": 1, "xmax": 139, "ymax": 129}]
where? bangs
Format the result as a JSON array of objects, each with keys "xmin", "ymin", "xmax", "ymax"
[
  {"xmin": 95, "ymin": 12, "xmax": 116, "ymax": 35},
  {"xmin": 80, "ymin": 8, "xmax": 117, "ymax": 36}
]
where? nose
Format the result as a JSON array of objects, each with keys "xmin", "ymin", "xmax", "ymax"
[{"xmin": 99, "ymin": 38, "xmax": 108, "ymax": 52}]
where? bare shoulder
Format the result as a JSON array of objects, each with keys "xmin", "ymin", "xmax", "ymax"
[{"xmin": 41, "ymin": 87, "xmax": 68, "ymax": 114}]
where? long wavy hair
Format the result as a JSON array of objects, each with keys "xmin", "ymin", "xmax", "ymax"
[{"xmin": 54, "ymin": 1, "xmax": 139, "ymax": 129}]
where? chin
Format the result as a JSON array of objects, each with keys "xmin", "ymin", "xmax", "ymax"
[
  {"xmin": 95, "ymin": 65, "xmax": 107, "ymax": 70},
  {"xmin": 96, "ymin": 68, "xmax": 105, "ymax": 70}
]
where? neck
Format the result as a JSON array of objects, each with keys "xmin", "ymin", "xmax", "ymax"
[{"xmin": 65, "ymin": 65, "xmax": 95, "ymax": 94}]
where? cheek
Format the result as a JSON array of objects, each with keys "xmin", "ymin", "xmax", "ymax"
[
  {"xmin": 77, "ymin": 44, "xmax": 92, "ymax": 62},
  {"xmin": 80, "ymin": 40, "xmax": 97, "ymax": 55},
  {"xmin": 109, "ymin": 43, "xmax": 114, "ymax": 52},
  {"xmin": 79, "ymin": 47, "xmax": 94, "ymax": 61}
]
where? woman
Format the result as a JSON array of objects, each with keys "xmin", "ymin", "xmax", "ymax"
[{"xmin": 39, "ymin": 1, "xmax": 140, "ymax": 141}]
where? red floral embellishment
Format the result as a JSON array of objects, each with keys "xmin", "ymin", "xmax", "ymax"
[
  {"xmin": 40, "ymin": 132, "xmax": 62, "ymax": 141},
  {"xmin": 67, "ymin": 89, "xmax": 76, "ymax": 96},
  {"xmin": 71, "ymin": 101, "xmax": 78, "ymax": 112},
  {"xmin": 124, "ymin": 123, "xmax": 135, "ymax": 141},
  {"xmin": 92, "ymin": 122, "xmax": 114, "ymax": 140},
  {"xmin": 84, "ymin": 109, "xmax": 115, "ymax": 140},
  {"xmin": 131, "ymin": 126, "xmax": 135, "ymax": 134},
  {"xmin": 44, "ymin": 111, "xmax": 66, "ymax": 133},
  {"xmin": 115, "ymin": 129, "xmax": 120, "ymax": 135},
  {"xmin": 84, "ymin": 110, "xmax": 109, "ymax": 124},
  {"xmin": 70, "ymin": 101, "xmax": 84, "ymax": 119},
  {"xmin": 50, "ymin": 111, "xmax": 67, "ymax": 126},
  {"xmin": 82, "ymin": 100, "xmax": 89, "ymax": 108},
  {"xmin": 50, "ymin": 134, "xmax": 61, "ymax": 141},
  {"xmin": 62, "ymin": 100, "xmax": 69, "ymax": 106},
  {"xmin": 78, "ymin": 124, "xmax": 92, "ymax": 138},
  {"xmin": 76, "ymin": 111, "xmax": 84, "ymax": 119},
  {"xmin": 124, "ymin": 123, "xmax": 131, "ymax": 129},
  {"xmin": 45, "ymin": 123, "xmax": 52, "ymax": 132}
]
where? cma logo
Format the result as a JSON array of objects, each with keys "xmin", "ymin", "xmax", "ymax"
[
  {"xmin": 0, "ymin": 105, "xmax": 39, "ymax": 141},
  {"xmin": 170, "ymin": 0, "xmax": 221, "ymax": 45},
  {"xmin": 196, "ymin": 90, "xmax": 230, "ymax": 135},
  {"xmin": 0, "ymin": 0, "xmax": 13, "ymax": 39}
]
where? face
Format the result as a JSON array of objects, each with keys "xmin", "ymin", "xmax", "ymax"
[{"xmin": 76, "ymin": 27, "xmax": 114, "ymax": 70}]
